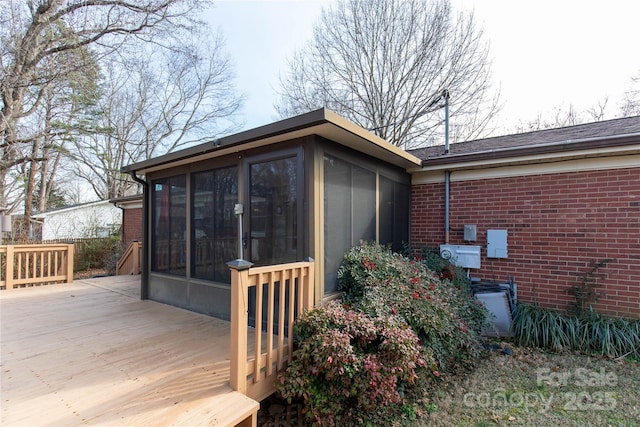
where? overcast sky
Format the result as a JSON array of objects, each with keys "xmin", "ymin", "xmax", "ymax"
[{"xmin": 206, "ymin": 0, "xmax": 640, "ymax": 136}]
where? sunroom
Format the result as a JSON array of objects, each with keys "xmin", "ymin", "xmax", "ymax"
[{"xmin": 122, "ymin": 108, "xmax": 421, "ymax": 320}]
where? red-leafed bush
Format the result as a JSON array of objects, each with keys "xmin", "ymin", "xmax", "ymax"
[
  {"xmin": 277, "ymin": 243, "xmax": 488, "ymax": 426},
  {"xmin": 277, "ymin": 301, "xmax": 427, "ymax": 426},
  {"xmin": 338, "ymin": 242, "xmax": 488, "ymax": 373}
]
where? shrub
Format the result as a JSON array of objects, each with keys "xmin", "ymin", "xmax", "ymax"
[
  {"xmin": 76, "ymin": 236, "xmax": 121, "ymax": 273},
  {"xmin": 277, "ymin": 301, "xmax": 427, "ymax": 426},
  {"xmin": 512, "ymin": 303, "xmax": 640, "ymax": 358},
  {"xmin": 567, "ymin": 258, "xmax": 615, "ymax": 317},
  {"xmin": 338, "ymin": 242, "xmax": 489, "ymax": 373},
  {"xmin": 418, "ymin": 246, "xmax": 471, "ymax": 291}
]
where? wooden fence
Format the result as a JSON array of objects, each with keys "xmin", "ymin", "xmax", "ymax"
[
  {"xmin": 0, "ymin": 244, "xmax": 74, "ymax": 290},
  {"xmin": 229, "ymin": 260, "xmax": 315, "ymax": 402}
]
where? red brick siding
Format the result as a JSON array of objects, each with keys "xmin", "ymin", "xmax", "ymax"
[
  {"xmin": 122, "ymin": 207, "xmax": 143, "ymax": 247},
  {"xmin": 411, "ymin": 167, "xmax": 640, "ymax": 318}
]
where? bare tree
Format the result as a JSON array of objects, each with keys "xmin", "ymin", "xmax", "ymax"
[
  {"xmin": 275, "ymin": 0, "xmax": 500, "ymax": 149},
  {"xmin": 514, "ymin": 68, "xmax": 639, "ymax": 134},
  {"xmin": 620, "ymin": 70, "xmax": 640, "ymax": 117},
  {"xmin": 516, "ymin": 104, "xmax": 587, "ymax": 132},
  {"xmin": 26, "ymin": 47, "xmax": 100, "ymax": 224},
  {"xmin": 0, "ymin": 0, "xmax": 209, "ymax": 212},
  {"xmin": 70, "ymin": 32, "xmax": 243, "ymax": 200}
]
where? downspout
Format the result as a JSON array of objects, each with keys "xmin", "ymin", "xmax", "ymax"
[
  {"xmin": 131, "ymin": 171, "xmax": 149, "ymax": 300},
  {"xmin": 443, "ymin": 90, "xmax": 450, "ymax": 244}
]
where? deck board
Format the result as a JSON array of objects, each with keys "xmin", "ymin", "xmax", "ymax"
[{"xmin": 1, "ymin": 276, "xmax": 258, "ymax": 426}]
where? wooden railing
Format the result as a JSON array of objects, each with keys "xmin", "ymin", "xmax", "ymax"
[
  {"xmin": 229, "ymin": 259, "xmax": 315, "ymax": 402},
  {"xmin": 0, "ymin": 244, "xmax": 74, "ymax": 290},
  {"xmin": 116, "ymin": 241, "xmax": 142, "ymax": 275}
]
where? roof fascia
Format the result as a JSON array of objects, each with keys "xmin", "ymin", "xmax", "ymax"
[
  {"xmin": 123, "ymin": 108, "xmax": 422, "ymax": 175},
  {"xmin": 419, "ymin": 133, "xmax": 640, "ymax": 169},
  {"xmin": 414, "ymin": 142, "xmax": 640, "ymax": 174}
]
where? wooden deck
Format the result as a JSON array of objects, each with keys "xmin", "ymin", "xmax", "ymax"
[{"xmin": 0, "ymin": 276, "xmax": 258, "ymax": 426}]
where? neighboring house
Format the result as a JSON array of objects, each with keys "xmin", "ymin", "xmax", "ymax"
[
  {"xmin": 110, "ymin": 195, "xmax": 143, "ymax": 247},
  {"xmin": 123, "ymin": 109, "xmax": 640, "ymax": 319},
  {"xmin": 410, "ymin": 116, "xmax": 640, "ymax": 319},
  {"xmin": 35, "ymin": 200, "xmax": 122, "ymax": 241}
]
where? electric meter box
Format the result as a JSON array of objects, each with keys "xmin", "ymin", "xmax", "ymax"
[{"xmin": 439, "ymin": 244, "xmax": 481, "ymax": 269}]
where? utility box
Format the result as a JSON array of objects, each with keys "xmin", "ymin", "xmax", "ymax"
[
  {"xmin": 487, "ymin": 229, "xmax": 508, "ymax": 258},
  {"xmin": 464, "ymin": 224, "xmax": 477, "ymax": 242},
  {"xmin": 440, "ymin": 244, "xmax": 481, "ymax": 269}
]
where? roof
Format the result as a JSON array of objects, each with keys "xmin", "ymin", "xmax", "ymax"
[
  {"xmin": 410, "ymin": 115, "xmax": 640, "ymax": 165},
  {"xmin": 123, "ymin": 108, "xmax": 422, "ymax": 174},
  {"xmin": 33, "ymin": 200, "xmax": 115, "ymax": 218},
  {"xmin": 110, "ymin": 194, "xmax": 143, "ymax": 209}
]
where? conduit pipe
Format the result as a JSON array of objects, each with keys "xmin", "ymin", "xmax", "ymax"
[
  {"xmin": 445, "ymin": 170, "xmax": 450, "ymax": 244},
  {"xmin": 444, "ymin": 90, "xmax": 450, "ymax": 243}
]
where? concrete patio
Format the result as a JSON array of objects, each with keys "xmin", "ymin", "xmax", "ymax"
[{"xmin": 0, "ymin": 276, "xmax": 258, "ymax": 426}]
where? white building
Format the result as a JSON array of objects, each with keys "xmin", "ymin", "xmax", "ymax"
[{"xmin": 35, "ymin": 200, "xmax": 122, "ymax": 240}]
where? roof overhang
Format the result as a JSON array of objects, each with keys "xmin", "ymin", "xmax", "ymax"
[
  {"xmin": 110, "ymin": 195, "xmax": 143, "ymax": 210},
  {"xmin": 122, "ymin": 108, "xmax": 422, "ymax": 175},
  {"xmin": 411, "ymin": 133, "xmax": 640, "ymax": 173}
]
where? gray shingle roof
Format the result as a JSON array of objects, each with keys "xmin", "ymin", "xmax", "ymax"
[{"xmin": 409, "ymin": 115, "xmax": 640, "ymax": 161}]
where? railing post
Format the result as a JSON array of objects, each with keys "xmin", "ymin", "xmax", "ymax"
[
  {"xmin": 6, "ymin": 245, "xmax": 14, "ymax": 290},
  {"xmin": 304, "ymin": 257, "xmax": 315, "ymax": 310},
  {"xmin": 66, "ymin": 244, "xmax": 74, "ymax": 283},
  {"xmin": 227, "ymin": 259, "xmax": 253, "ymax": 395},
  {"xmin": 133, "ymin": 242, "xmax": 141, "ymax": 275}
]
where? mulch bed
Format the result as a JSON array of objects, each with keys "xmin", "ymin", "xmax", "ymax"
[{"xmin": 258, "ymin": 394, "xmax": 307, "ymax": 427}]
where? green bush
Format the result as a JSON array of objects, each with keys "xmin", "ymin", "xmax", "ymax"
[
  {"xmin": 277, "ymin": 301, "xmax": 427, "ymax": 426},
  {"xmin": 512, "ymin": 303, "xmax": 640, "ymax": 358},
  {"xmin": 76, "ymin": 236, "xmax": 121, "ymax": 273},
  {"xmin": 338, "ymin": 242, "xmax": 489, "ymax": 373}
]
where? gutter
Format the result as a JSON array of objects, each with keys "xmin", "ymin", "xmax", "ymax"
[{"xmin": 130, "ymin": 171, "xmax": 149, "ymax": 300}]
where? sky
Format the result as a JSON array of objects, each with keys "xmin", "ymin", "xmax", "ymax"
[{"xmin": 205, "ymin": 0, "xmax": 640, "ymax": 136}]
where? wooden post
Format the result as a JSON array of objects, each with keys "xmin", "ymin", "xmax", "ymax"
[
  {"xmin": 133, "ymin": 242, "xmax": 140, "ymax": 275},
  {"xmin": 5, "ymin": 245, "xmax": 14, "ymax": 290},
  {"xmin": 227, "ymin": 259, "xmax": 253, "ymax": 394},
  {"xmin": 304, "ymin": 258, "xmax": 315, "ymax": 310},
  {"xmin": 66, "ymin": 244, "xmax": 74, "ymax": 283}
]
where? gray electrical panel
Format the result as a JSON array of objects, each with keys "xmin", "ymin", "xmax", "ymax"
[{"xmin": 487, "ymin": 229, "xmax": 508, "ymax": 258}]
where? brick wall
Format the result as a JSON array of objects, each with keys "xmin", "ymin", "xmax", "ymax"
[
  {"xmin": 122, "ymin": 207, "xmax": 143, "ymax": 247},
  {"xmin": 411, "ymin": 167, "xmax": 640, "ymax": 319}
]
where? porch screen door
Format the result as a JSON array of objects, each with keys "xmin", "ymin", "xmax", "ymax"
[{"xmin": 247, "ymin": 155, "xmax": 300, "ymax": 266}]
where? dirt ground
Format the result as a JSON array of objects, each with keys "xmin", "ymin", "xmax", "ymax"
[{"xmin": 74, "ymin": 268, "xmax": 109, "ymax": 280}]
